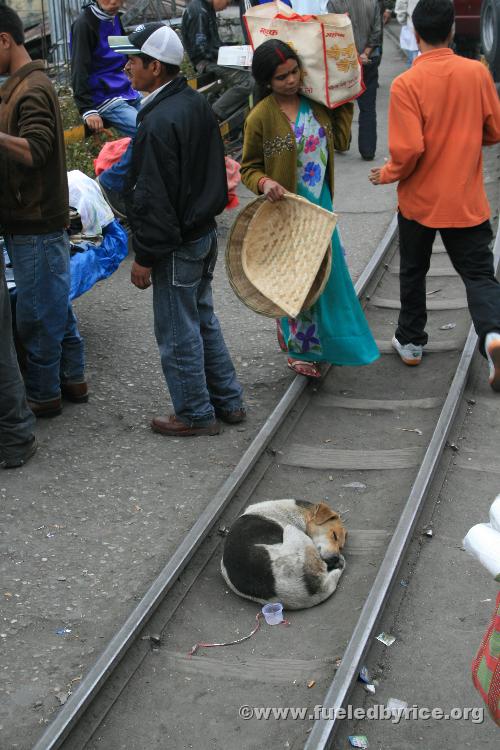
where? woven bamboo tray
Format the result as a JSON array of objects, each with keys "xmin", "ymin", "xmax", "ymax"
[{"xmin": 225, "ymin": 195, "xmax": 334, "ymax": 319}]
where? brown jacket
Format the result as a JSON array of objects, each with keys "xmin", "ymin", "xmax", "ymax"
[{"xmin": 0, "ymin": 61, "xmax": 68, "ymax": 234}]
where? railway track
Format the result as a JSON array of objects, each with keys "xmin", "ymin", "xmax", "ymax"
[{"xmin": 31, "ymin": 145, "xmax": 500, "ymax": 750}]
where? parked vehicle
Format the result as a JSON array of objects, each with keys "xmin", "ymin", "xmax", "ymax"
[
  {"xmin": 454, "ymin": 0, "xmax": 481, "ymax": 57},
  {"xmin": 480, "ymin": 0, "xmax": 500, "ymax": 78}
]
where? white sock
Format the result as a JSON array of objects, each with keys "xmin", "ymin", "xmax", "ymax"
[
  {"xmin": 485, "ymin": 332, "xmax": 500, "ymax": 379},
  {"xmin": 485, "ymin": 332, "xmax": 500, "ymax": 353}
]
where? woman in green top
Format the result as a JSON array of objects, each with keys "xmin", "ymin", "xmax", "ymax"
[{"xmin": 240, "ymin": 40, "xmax": 379, "ymax": 378}]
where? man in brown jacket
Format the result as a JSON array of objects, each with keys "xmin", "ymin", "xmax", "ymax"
[{"xmin": 0, "ymin": 6, "xmax": 86, "ymax": 418}]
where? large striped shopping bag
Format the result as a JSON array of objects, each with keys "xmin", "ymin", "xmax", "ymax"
[
  {"xmin": 472, "ymin": 590, "xmax": 500, "ymax": 725},
  {"xmin": 244, "ymin": 1, "xmax": 364, "ymax": 109}
]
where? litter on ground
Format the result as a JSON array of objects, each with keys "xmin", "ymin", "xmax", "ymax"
[{"xmin": 376, "ymin": 632, "xmax": 396, "ymax": 646}]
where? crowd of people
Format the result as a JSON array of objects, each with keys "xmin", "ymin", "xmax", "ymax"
[{"xmin": 2, "ymin": 0, "xmax": 500, "ymax": 471}]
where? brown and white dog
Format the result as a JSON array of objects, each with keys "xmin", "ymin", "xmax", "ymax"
[{"xmin": 220, "ymin": 499, "xmax": 347, "ymax": 610}]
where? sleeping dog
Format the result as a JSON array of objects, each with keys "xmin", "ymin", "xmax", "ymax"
[{"xmin": 221, "ymin": 499, "xmax": 347, "ymax": 610}]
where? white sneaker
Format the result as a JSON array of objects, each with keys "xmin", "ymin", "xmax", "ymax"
[
  {"xmin": 392, "ymin": 335, "xmax": 423, "ymax": 366},
  {"xmin": 485, "ymin": 332, "xmax": 500, "ymax": 391}
]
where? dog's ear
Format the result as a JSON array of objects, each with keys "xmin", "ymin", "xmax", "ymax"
[{"xmin": 312, "ymin": 502, "xmax": 339, "ymax": 525}]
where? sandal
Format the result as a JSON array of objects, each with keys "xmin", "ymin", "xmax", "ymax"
[{"xmin": 287, "ymin": 358, "xmax": 322, "ymax": 379}]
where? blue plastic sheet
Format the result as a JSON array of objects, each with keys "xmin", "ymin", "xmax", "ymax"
[{"xmin": 69, "ymin": 219, "xmax": 128, "ymax": 299}]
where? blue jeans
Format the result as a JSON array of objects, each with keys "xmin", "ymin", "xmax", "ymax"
[
  {"xmin": 6, "ymin": 231, "xmax": 85, "ymax": 403},
  {"xmin": 0, "ymin": 249, "xmax": 35, "ymax": 459},
  {"xmin": 98, "ymin": 97, "xmax": 141, "ymax": 193},
  {"xmin": 152, "ymin": 229, "xmax": 243, "ymax": 426},
  {"xmin": 402, "ymin": 49, "xmax": 419, "ymax": 67}
]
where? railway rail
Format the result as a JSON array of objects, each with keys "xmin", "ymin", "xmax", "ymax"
[{"xmin": 31, "ymin": 145, "xmax": 500, "ymax": 750}]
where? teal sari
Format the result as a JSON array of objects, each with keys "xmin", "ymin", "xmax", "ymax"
[{"xmin": 277, "ymin": 98, "xmax": 379, "ymax": 366}]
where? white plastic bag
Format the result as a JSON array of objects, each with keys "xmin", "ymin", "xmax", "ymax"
[
  {"xmin": 463, "ymin": 523, "xmax": 500, "ymax": 581},
  {"xmin": 68, "ymin": 170, "xmax": 114, "ymax": 237}
]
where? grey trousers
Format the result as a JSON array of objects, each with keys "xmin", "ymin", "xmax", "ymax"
[
  {"xmin": 0, "ymin": 250, "xmax": 35, "ymax": 461},
  {"xmin": 200, "ymin": 62, "xmax": 253, "ymax": 120}
]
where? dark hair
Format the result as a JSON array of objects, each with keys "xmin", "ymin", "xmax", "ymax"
[
  {"xmin": 251, "ymin": 40, "xmax": 301, "ymax": 102},
  {"xmin": 412, "ymin": 0, "xmax": 454, "ymax": 44},
  {"xmin": 138, "ymin": 53, "xmax": 180, "ymax": 77},
  {"xmin": 0, "ymin": 5, "xmax": 24, "ymax": 44}
]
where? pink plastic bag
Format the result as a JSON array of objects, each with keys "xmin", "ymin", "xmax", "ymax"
[
  {"xmin": 225, "ymin": 156, "xmax": 241, "ymax": 210},
  {"xmin": 94, "ymin": 137, "xmax": 131, "ymax": 176}
]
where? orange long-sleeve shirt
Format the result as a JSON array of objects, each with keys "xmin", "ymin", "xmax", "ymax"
[{"xmin": 379, "ymin": 48, "xmax": 500, "ymax": 227}]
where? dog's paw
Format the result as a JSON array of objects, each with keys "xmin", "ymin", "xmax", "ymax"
[{"xmin": 338, "ymin": 554, "xmax": 346, "ymax": 570}]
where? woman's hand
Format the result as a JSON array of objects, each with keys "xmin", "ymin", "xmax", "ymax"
[{"xmin": 262, "ymin": 179, "xmax": 287, "ymax": 202}]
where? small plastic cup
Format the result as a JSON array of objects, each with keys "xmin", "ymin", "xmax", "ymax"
[{"xmin": 262, "ymin": 602, "xmax": 284, "ymax": 625}]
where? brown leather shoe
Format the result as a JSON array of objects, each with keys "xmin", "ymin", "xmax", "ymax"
[
  {"xmin": 151, "ymin": 414, "xmax": 221, "ymax": 437},
  {"xmin": 215, "ymin": 407, "xmax": 247, "ymax": 424},
  {"xmin": 27, "ymin": 397, "xmax": 62, "ymax": 418},
  {"xmin": 61, "ymin": 380, "xmax": 89, "ymax": 403}
]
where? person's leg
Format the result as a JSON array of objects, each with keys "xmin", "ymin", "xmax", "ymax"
[
  {"xmin": 101, "ymin": 97, "xmax": 141, "ymax": 138},
  {"xmin": 357, "ymin": 61, "xmax": 379, "ymax": 160},
  {"xmin": 98, "ymin": 99, "xmax": 140, "ymax": 194},
  {"xmin": 0, "ymin": 250, "xmax": 36, "ymax": 466},
  {"xmin": 206, "ymin": 64, "xmax": 253, "ymax": 121},
  {"xmin": 395, "ymin": 212, "xmax": 436, "ymax": 346},
  {"xmin": 197, "ymin": 230, "xmax": 244, "ymax": 416},
  {"xmin": 151, "ymin": 233, "xmax": 218, "ymax": 429},
  {"xmin": 7, "ymin": 231, "xmax": 78, "ymax": 413},
  {"xmin": 60, "ymin": 303, "xmax": 86, "ymax": 402},
  {"xmin": 440, "ymin": 221, "xmax": 500, "ymax": 354}
]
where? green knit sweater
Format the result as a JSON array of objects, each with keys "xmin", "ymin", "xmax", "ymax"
[{"xmin": 240, "ymin": 95, "xmax": 354, "ymax": 197}]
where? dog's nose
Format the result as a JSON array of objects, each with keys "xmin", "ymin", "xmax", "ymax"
[{"xmin": 326, "ymin": 554, "xmax": 340, "ymax": 571}]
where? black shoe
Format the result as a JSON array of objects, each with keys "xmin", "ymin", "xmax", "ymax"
[
  {"xmin": 1, "ymin": 437, "xmax": 37, "ymax": 469},
  {"xmin": 361, "ymin": 154, "xmax": 375, "ymax": 161},
  {"xmin": 215, "ymin": 407, "xmax": 247, "ymax": 424},
  {"xmin": 95, "ymin": 177, "xmax": 127, "ymax": 219}
]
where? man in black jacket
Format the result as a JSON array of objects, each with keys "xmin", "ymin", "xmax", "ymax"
[
  {"xmin": 181, "ymin": 0, "xmax": 252, "ymax": 121},
  {"xmin": 111, "ymin": 23, "xmax": 244, "ymax": 437}
]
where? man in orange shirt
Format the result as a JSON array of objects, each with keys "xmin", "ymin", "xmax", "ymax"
[{"xmin": 369, "ymin": 0, "xmax": 500, "ymax": 391}]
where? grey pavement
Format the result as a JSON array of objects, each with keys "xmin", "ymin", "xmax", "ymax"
[{"xmin": 0, "ymin": 31, "xmax": 406, "ymax": 749}]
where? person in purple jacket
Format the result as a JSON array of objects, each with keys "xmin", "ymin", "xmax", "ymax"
[{"xmin": 70, "ymin": 0, "xmax": 141, "ymax": 216}]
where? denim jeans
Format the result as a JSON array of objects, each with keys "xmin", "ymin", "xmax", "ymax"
[
  {"xmin": 402, "ymin": 49, "xmax": 419, "ymax": 68},
  {"xmin": 98, "ymin": 97, "xmax": 141, "ymax": 193},
  {"xmin": 357, "ymin": 60, "xmax": 379, "ymax": 159},
  {"xmin": 0, "ymin": 250, "xmax": 35, "ymax": 459},
  {"xmin": 151, "ymin": 229, "xmax": 243, "ymax": 425},
  {"xmin": 6, "ymin": 231, "xmax": 85, "ymax": 403}
]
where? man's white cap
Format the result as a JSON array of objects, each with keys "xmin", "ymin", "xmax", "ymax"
[{"xmin": 109, "ymin": 22, "xmax": 184, "ymax": 66}]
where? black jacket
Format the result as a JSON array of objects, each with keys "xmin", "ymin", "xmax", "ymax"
[
  {"xmin": 181, "ymin": 0, "xmax": 222, "ymax": 66},
  {"xmin": 125, "ymin": 77, "xmax": 228, "ymax": 267}
]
